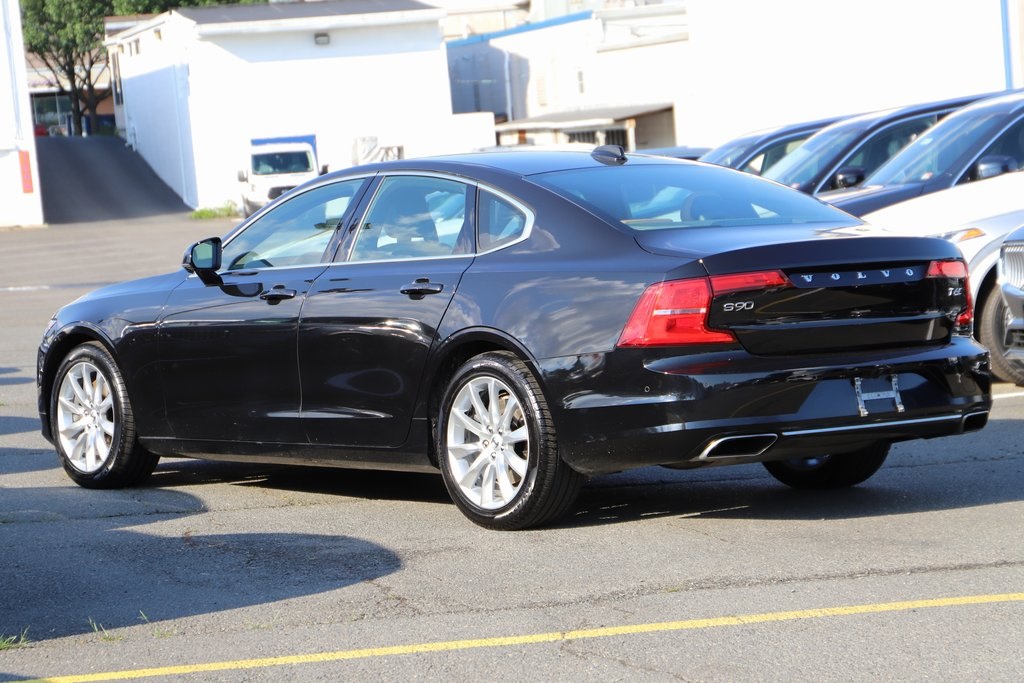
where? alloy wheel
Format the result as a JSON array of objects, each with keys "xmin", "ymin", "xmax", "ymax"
[
  {"xmin": 56, "ymin": 360, "xmax": 115, "ymax": 474},
  {"xmin": 446, "ymin": 375, "xmax": 530, "ymax": 510}
]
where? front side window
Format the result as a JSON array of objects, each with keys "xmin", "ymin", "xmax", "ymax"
[
  {"xmin": 222, "ymin": 179, "xmax": 365, "ymax": 271},
  {"xmin": 867, "ymin": 110, "xmax": 1007, "ymax": 185},
  {"xmin": 349, "ymin": 176, "xmax": 471, "ymax": 261},
  {"xmin": 973, "ymin": 116, "xmax": 1024, "ymax": 174},
  {"xmin": 825, "ymin": 115, "xmax": 938, "ymax": 190}
]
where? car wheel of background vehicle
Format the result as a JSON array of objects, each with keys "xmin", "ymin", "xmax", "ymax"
[
  {"xmin": 978, "ymin": 295, "xmax": 1024, "ymax": 384},
  {"xmin": 51, "ymin": 342, "xmax": 159, "ymax": 488},
  {"xmin": 762, "ymin": 443, "xmax": 890, "ymax": 489},
  {"xmin": 437, "ymin": 352, "xmax": 583, "ymax": 530}
]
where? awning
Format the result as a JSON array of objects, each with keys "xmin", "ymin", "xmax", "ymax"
[{"xmin": 494, "ymin": 103, "xmax": 673, "ymax": 132}]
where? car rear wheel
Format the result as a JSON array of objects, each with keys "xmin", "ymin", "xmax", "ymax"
[
  {"xmin": 762, "ymin": 444, "xmax": 890, "ymax": 489},
  {"xmin": 51, "ymin": 342, "xmax": 159, "ymax": 488},
  {"xmin": 437, "ymin": 352, "xmax": 582, "ymax": 530},
  {"xmin": 978, "ymin": 294, "xmax": 1024, "ymax": 385}
]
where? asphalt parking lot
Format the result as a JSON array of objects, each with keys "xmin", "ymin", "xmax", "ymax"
[{"xmin": 2, "ymin": 210, "xmax": 1023, "ymax": 682}]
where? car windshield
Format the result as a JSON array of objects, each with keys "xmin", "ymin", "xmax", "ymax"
[
  {"xmin": 529, "ymin": 163, "xmax": 853, "ymax": 231},
  {"xmin": 699, "ymin": 135, "xmax": 759, "ymax": 166},
  {"xmin": 762, "ymin": 122, "xmax": 865, "ymax": 188},
  {"xmin": 864, "ymin": 110, "xmax": 1008, "ymax": 185},
  {"xmin": 252, "ymin": 151, "xmax": 313, "ymax": 175}
]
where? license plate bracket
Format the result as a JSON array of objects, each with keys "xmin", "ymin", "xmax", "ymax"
[{"xmin": 853, "ymin": 375, "xmax": 905, "ymax": 417}]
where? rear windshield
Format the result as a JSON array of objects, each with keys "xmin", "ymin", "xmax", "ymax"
[{"xmin": 529, "ymin": 163, "xmax": 854, "ymax": 231}]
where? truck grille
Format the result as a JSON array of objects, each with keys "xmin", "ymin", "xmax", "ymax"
[{"xmin": 1003, "ymin": 242, "xmax": 1024, "ymax": 289}]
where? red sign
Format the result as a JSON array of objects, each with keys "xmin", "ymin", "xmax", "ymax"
[{"xmin": 19, "ymin": 151, "xmax": 33, "ymax": 194}]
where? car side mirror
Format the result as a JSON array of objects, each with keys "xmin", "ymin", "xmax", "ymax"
[
  {"xmin": 182, "ymin": 237, "xmax": 223, "ymax": 285},
  {"xmin": 834, "ymin": 165, "xmax": 867, "ymax": 189},
  {"xmin": 971, "ymin": 155, "xmax": 1018, "ymax": 181},
  {"xmin": 237, "ymin": 169, "xmax": 248, "ymax": 182},
  {"xmin": 320, "ymin": 164, "xmax": 329, "ymax": 176}
]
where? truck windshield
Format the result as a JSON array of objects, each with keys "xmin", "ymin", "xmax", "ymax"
[{"xmin": 252, "ymin": 151, "xmax": 313, "ymax": 175}]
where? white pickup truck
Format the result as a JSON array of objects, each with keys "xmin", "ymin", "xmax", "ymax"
[{"xmin": 237, "ymin": 140, "xmax": 324, "ymax": 217}]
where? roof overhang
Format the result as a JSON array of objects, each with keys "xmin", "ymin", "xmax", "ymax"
[
  {"xmin": 495, "ymin": 103, "xmax": 673, "ymax": 132},
  {"xmin": 189, "ymin": 8, "xmax": 446, "ymax": 38}
]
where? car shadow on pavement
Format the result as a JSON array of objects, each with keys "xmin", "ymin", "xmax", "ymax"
[
  {"xmin": 150, "ymin": 458, "xmax": 452, "ymax": 505},
  {"xmin": 0, "ymin": 367, "xmax": 32, "ymax": 387},
  {"xmin": 0, "ymin": 416, "xmax": 43, "ymax": 437},
  {"xmin": 128, "ymin": 416, "xmax": 1024, "ymax": 533},
  {"xmin": 0, "ymin": 484, "xmax": 400, "ymax": 644},
  {"xmin": 563, "ymin": 418, "xmax": 1023, "ymax": 528},
  {"xmin": 0, "ymin": 448, "xmax": 58, "ymax": 475}
]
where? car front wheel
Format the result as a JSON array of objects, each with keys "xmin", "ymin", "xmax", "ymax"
[
  {"xmin": 51, "ymin": 342, "xmax": 159, "ymax": 488},
  {"xmin": 437, "ymin": 352, "xmax": 582, "ymax": 530},
  {"xmin": 762, "ymin": 443, "xmax": 890, "ymax": 489}
]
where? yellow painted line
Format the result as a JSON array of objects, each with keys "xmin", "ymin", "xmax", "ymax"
[{"xmin": 30, "ymin": 592, "xmax": 1024, "ymax": 683}]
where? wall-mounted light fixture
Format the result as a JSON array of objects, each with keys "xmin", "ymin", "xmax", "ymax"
[{"xmin": 314, "ymin": 32, "xmax": 330, "ymax": 46}]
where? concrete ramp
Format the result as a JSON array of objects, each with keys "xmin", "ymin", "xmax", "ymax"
[{"xmin": 36, "ymin": 136, "xmax": 189, "ymax": 224}]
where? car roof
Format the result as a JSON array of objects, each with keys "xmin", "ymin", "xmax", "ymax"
[
  {"xmin": 334, "ymin": 150, "xmax": 694, "ymax": 180},
  {"xmin": 935, "ymin": 88, "xmax": 1024, "ymax": 117},
  {"xmin": 818, "ymin": 92, "xmax": 995, "ymax": 136},
  {"xmin": 719, "ymin": 115, "xmax": 848, "ymax": 146}
]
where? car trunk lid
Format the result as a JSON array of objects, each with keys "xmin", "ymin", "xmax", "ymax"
[{"xmin": 635, "ymin": 229, "xmax": 970, "ymax": 355}]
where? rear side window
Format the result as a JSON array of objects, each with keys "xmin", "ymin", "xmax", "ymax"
[
  {"xmin": 350, "ymin": 176, "xmax": 471, "ymax": 261},
  {"xmin": 530, "ymin": 164, "xmax": 854, "ymax": 231},
  {"xmin": 478, "ymin": 190, "xmax": 527, "ymax": 250}
]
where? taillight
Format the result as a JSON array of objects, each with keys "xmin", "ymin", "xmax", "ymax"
[
  {"xmin": 927, "ymin": 259, "xmax": 972, "ymax": 331},
  {"xmin": 617, "ymin": 277, "xmax": 735, "ymax": 347},
  {"xmin": 710, "ymin": 270, "xmax": 789, "ymax": 294}
]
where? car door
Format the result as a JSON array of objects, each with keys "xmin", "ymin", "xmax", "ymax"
[
  {"xmin": 299, "ymin": 173, "xmax": 476, "ymax": 448},
  {"xmin": 158, "ymin": 178, "xmax": 369, "ymax": 444}
]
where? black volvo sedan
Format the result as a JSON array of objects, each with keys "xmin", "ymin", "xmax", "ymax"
[{"xmin": 38, "ymin": 147, "xmax": 991, "ymax": 529}]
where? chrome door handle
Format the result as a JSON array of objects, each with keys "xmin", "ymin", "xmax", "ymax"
[{"xmin": 260, "ymin": 287, "xmax": 297, "ymax": 301}]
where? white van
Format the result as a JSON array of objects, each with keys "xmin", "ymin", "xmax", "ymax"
[{"xmin": 237, "ymin": 141, "xmax": 323, "ymax": 217}]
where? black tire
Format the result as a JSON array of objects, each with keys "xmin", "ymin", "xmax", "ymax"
[
  {"xmin": 50, "ymin": 342, "xmax": 159, "ymax": 488},
  {"xmin": 978, "ymin": 294, "xmax": 1024, "ymax": 385},
  {"xmin": 437, "ymin": 352, "xmax": 582, "ymax": 530},
  {"xmin": 763, "ymin": 443, "xmax": 890, "ymax": 489}
]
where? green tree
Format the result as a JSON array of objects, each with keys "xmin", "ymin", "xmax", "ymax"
[
  {"xmin": 111, "ymin": 1, "xmax": 264, "ymax": 14},
  {"xmin": 22, "ymin": 1, "xmax": 267, "ymax": 136},
  {"xmin": 22, "ymin": 0, "xmax": 113, "ymax": 136}
]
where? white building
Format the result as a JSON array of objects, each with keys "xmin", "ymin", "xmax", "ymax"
[
  {"xmin": 106, "ymin": 0, "xmax": 495, "ymax": 209},
  {"xmin": 0, "ymin": 0, "xmax": 44, "ymax": 228},
  {"xmin": 681, "ymin": 0, "xmax": 1024, "ymax": 146},
  {"xmin": 451, "ymin": 0, "xmax": 1024, "ymax": 149},
  {"xmin": 450, "ymin": 3, "xmax": 687, "ymax": 148}
]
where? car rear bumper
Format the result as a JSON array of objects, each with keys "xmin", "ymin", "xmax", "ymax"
[{"xmin": 540, "ymin": 338, "xmax": 991, "ymax": 475}]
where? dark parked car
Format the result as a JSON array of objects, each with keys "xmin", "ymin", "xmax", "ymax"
[
  {"xmin": 699, "ymin": 115, "xmax": 844, "ymax": 175},
  {"xmin": 38, "ymin": 148, "xmax": 991, "ymax": 529},
  {"xmin": 763, "ymin": 94, "xmax": 990, "ymax": 195},
  {"xmin": 823, "ymin": 90, "xmax": 1024, "ymax": 216},
  {"xmin": 998, "ymin": 225, "xmax": 1024, "ymax": 385}
]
